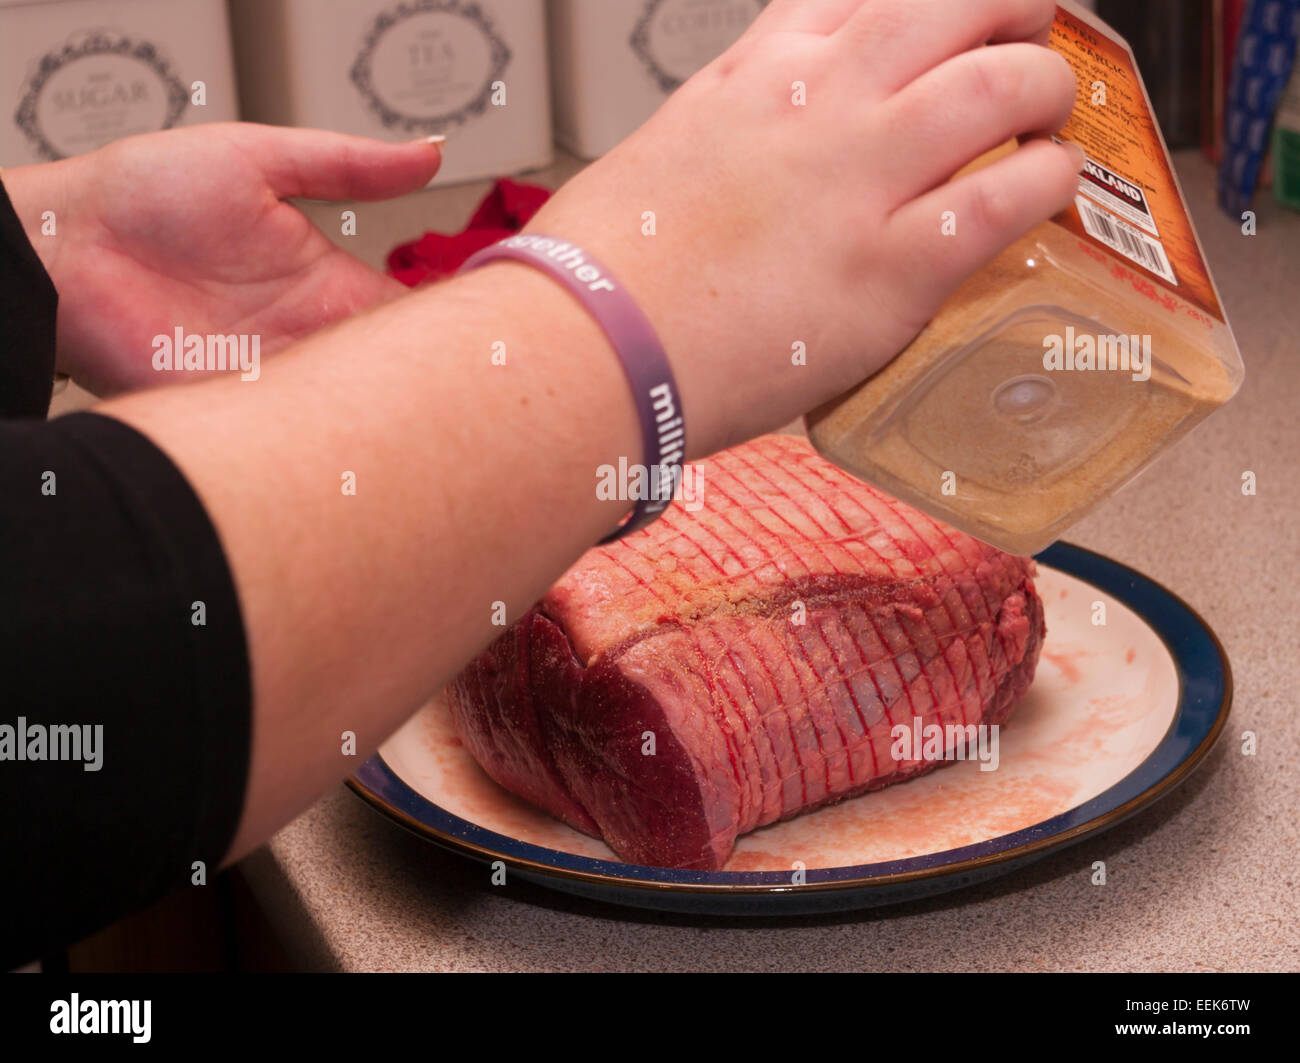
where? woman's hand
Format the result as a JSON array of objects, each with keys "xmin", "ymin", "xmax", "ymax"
[
  {"xmin": 529, "ymin": 0, "xmax": 1083, "ymax": 458},
  {"xmin": 5, "ymin": 123, "xmax": 443, "ymax": 396}
]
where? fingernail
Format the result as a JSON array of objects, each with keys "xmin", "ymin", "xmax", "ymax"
[
  {"xmin": 411, "ymin": 134, "xmax": 447, "ymax": 146},
  {"xmin": 1064, "ymin": 141, "xmax": 1086, "ymax": 173}
]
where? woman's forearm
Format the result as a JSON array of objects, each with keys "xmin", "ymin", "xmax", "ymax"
[
  {"xmin": 103, "ymin": 261, "xmax": 640, "ymax": 861},
  {"xmin": 85, "ymin": 0, "xmax": 1083, "ymax": 865}
]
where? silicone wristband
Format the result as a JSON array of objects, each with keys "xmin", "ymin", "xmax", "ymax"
[{"xmin": 457, "ymin": 234, "xmax": 686, "ymax": 543}]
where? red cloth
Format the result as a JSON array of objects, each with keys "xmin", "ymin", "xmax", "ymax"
[{"xmin": 387, "ymin": 178, "xmax": 553, "ymax": 288}]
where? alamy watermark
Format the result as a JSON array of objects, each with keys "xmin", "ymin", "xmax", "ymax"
[
  {"xmin": 152, "ymin": 327, "xmax": 261, "ymax": 381},
  {"xmin": 890, "ymin": 718, "xmax": 999, "ymax": 772},
  {"xmin": 1042, "ymin": 327, "xmax": 1152, "ymax": 382},
  {"xmin": 596, "ymin": 459, "xmax": 704, "ymax": 511},
  {"xmin": 0, "ymin": 717, "xmax": 103, "ymax": 771},
  {"xmin": 50, "ymin": 994, "xmax": 150, "ymax": 1043}
]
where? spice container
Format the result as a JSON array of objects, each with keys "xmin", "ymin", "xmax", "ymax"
[
  {"xmin": 548, "ymin": 0, "xmax": 768, "ymax": 160},
  {"xmin": 806, "ymin": 1, "xmax": 1244, "ymax": 557},
  {"xmin": 227, "ymin": 0, "xmax": 552, "ymax": 186},
  {"xmin": 0, "ymin": 0, "xmax": 239, "ymax": 166},
  {"xmin": 806, "ymin": 2, "xmax": 1242, "ymax": 556}
]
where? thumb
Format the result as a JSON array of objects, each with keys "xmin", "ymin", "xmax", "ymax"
[{"xmin": 234, "ymin": 123, "xmax": 445, "ymax": 201}]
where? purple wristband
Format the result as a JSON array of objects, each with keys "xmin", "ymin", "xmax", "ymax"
[{"xmin": 457, "ymin": 234, "xmax": 686, "ymax": 543}]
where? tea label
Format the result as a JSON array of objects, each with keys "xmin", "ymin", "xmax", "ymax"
[{"xmin": 350, "ymin": 0, "xmax": 511, "ymax": 134}]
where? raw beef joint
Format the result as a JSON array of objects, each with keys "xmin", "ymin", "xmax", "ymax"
[{"xmin": 447, "ymin": 435, "xmax": 1045, "ymax": 870}]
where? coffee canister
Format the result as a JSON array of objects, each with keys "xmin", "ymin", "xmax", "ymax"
[{"xmin": 549, "ymin": 0, "xmax": 769, "ymax": 160}]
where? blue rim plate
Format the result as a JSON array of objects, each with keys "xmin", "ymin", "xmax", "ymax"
[{"xmin": 348, "ymin": 542, "xmax": 1232, "ymax": 915}]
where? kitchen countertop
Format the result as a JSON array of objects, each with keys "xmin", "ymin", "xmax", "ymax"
[{"xmin": 229, "ymin": 150, "xmax": 1298, "ymax": 972}]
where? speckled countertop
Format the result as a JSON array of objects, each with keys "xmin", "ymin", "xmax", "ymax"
[{"xmin": 229, "ymin": 151, "xmax": 1298, "ymax": 973}]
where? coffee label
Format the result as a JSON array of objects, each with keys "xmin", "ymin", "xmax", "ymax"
[
  {"xmin": 630, "ymin": 0, "xmax": 768, "ymax": 93},
  {"xmin": 15, "ymin": 31, "xmax": 189, "ymax": 161},
  {"xmin": 350, "ymin": 0, "xmax": 511, "ymax": 134}
]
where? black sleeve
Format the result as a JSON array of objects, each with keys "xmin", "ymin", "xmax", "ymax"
[
  {"xmin": 0, "ymin": 180, "xmax": 57, "ymax": 420},
  {"xmin": 0, "ymin": 185, "xmax": 251, "ymax": 968}
]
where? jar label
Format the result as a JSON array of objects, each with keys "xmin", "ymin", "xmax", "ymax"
[
  {"xmin": 350, "ymin": 0, "xmax": 511, "ymax": 134},
  {"xmin": 15, "ymin": 32, "xmax": 190, "ymax": 161},
  {"xmin": 631, "ymin": 0, "xmax": 768, "ymax": 93},
  {"xmin": 1050, "ymin": 5, "xmax": 1224, "ymax": 321}
]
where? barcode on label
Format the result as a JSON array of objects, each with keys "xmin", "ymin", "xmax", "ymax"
[{"xmin": 1076, "ymin": 196, "xmax": 1178, "ymax": 286}]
